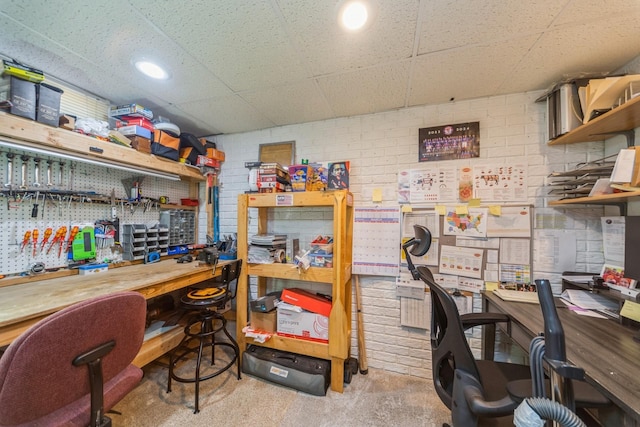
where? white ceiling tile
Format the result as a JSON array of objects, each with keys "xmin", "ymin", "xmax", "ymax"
[
  {"xmin": 499, "ymin": 15, "xmax": 640, "ymax": 94},
  {"xmin": 177, "ymin": 95, "xmax": 276, "ymax": 135},
  {"xmin": 409, "ymin": 35, "xmax": 540, "ymax": 106},
  {"xmin": 1, "ymin": 0, "xmax": 640, "ymax": 135},
  {"xmin": 317, "ymin": 61, "xmax": 411, "ymax": 117},
  {"xmin": 241, "ymin": 80, "xmax": 333, "ymax": 126},
  {"xmin": 419, "ymin": 0, "xmax": 568, "ymax": 53},
  {"xmin": 131, "ymin": 0, "xmax": 311, "ymax": 92},
  {"xmin": 277, "ymin": 0, "xmax": 418, "ymax": 76}
]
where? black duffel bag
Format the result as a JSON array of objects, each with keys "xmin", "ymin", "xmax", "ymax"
[{"xmin": 242, "ymin": 345, "xmax": 330, "ymax": 396}]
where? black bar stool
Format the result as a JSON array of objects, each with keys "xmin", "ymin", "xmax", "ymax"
[{"xmin": 167, "ymin": 259, "xmax": 242, "ymax": 413}]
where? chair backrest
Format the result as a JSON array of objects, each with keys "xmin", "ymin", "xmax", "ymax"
[
  {"xmin": 417, "ymin": 266, "xmax": 480, "ymax": 409},
  {"xmin": 0, "ymin": 291, "xmax": 146, "ymax": 426},
  {"xmin": 221, "ymin": 259, "xmax": 243, "ymax": 300}
]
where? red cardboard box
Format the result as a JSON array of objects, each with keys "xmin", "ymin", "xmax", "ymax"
[{"xmin": 281, "ymin": 288, "xmax": 331, "ymax": 317}]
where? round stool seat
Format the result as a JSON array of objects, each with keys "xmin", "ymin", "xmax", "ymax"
[{"xmin": 181, "ymin": 287, "xmax": 227, "ymax": 309}]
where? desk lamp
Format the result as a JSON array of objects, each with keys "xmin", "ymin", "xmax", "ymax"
[{"xmin": 402, "ymin": 225, "xmax": 432, "ymax": 280}]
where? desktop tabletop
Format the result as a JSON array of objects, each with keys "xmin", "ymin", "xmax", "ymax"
[{"xmin": 484, "ymin": 291, "xmax": 640, "ymax": 423}]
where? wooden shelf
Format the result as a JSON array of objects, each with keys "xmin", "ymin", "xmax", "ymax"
[
  {"xmin": 548, "ymin": 95, "xmax": 640, "ymax": 145},
  {"xmin": 0, "ymin": 112, "xmax": 204, "ymax": 182},
  {"xmin": 236, "ymin": 190, "xmax": 354, "ymax": 393},
  {"xmin": 549, "ymin": 190, "xmax": 640, "ymax": 206}
]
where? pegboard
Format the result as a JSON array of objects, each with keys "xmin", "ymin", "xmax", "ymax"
[{"xmin": 0, "ymin": 147, "xmax": 194, "ymax": 276}]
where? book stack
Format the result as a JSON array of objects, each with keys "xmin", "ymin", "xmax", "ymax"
[{"xmin": 257, "ymin": 163, "xmax": 289, "ymax": 193}]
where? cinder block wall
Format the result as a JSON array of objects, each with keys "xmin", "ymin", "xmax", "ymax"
[{"xmin": 213, "ymin": 90, "xmax": 605, "ymax": 380}]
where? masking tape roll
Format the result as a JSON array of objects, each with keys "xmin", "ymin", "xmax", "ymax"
[{"xmin": 274, "ymin": 249, "xmax": 285, "ymax": 263}]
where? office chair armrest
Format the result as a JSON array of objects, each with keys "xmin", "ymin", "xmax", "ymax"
[
  {"xmin": 460, "ymin": 312, "xmax": 509, "ymax": 330},
  {"xmin": 452, "ymin": 369, "xmax": 519, "ymax": 425}
]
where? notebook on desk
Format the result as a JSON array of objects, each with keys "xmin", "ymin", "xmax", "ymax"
[{"xmin": 493, "ymin": 289, "xmax": 540, "ymax": 304}]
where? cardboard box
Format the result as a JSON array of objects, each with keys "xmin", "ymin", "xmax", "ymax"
[
  {"xmin": 207, "ymin": 147, "xmax": 225, "ymax": 161},
  {"xmin": 117, "ymin": 124, "xmax": 152, "ymax": 139},
  {"xmin": 59, "ymin": 114, "xmax": 76, "ymax": 130},
  {"xmin": 36, "ymin": 83, "xmax": 63, "ymax": 127},
  {"xmin": 78, "ymin": 263, "xmax": 109, "ymax": 275},
  {"xmin": 9, "ymin": 76, "xmax": 36, "ymax": 120},
  {"xmin": 309, "ymin": 253, "xmax": 333, "ymax": 268},
  {"xmin": 128, "ymin": 136, "xmax": 151, "ymax": 154},
  {"xmin": 109, "ymin": 103, "xmax": 153, "ymax": 119},
  {"xmin": 196, "ymin": 155, "xmax": 220, "ymax": 168},
  {"xmin": 288, "ymin": 165, "xmax": 312, "ymax": 191},
  {"xmin": 251, "ymin": 310, "xmax": 277, "ymax": 333},
  {"xmin": 281, "ymin": 288, "xmax": 331, "ymax": 317},
  {"xmin": 277, "ymin": 306, "xmax": 329, "ymax": 342}
]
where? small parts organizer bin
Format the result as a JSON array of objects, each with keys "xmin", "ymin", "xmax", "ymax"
[{"xmin": 122, "ymin": 224, "xmax": 170, "ymax": 260}]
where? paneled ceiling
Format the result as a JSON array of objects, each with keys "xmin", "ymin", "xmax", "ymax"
[{"xmin": 1, "ymin": 0, "xmax": 639, "ymax": 136}]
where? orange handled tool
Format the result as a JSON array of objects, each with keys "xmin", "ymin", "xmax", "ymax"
[
  {"xmin": 40, "ymin": 227, "xmax": 53, "ymax": 253},
  {"xmin": 20, "ymin": 230, "xmax": 31, "ymax": 252},
  {"xmin": 66, "ymin": 225, "xmax": 79, "ymax": 254},
  {"xmin": 47, "ymin": 226, "xmax": 66, "ymax": 254},
  {"xmin": 32, "ymin": 229, "xmax": 39, "ymax": 257},
  {"xmin": 57, "ymin": 226, "xmax": 68, "ymax": 258}
]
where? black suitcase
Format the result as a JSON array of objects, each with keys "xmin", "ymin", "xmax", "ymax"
[{"xmin": 242, "ymin": 345, "xmax": 330, "ymax": 396}]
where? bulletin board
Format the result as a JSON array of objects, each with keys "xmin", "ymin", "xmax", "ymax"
[{"xmin": 401, "ymin": 204, "xmax": 533, "ymax": 293}]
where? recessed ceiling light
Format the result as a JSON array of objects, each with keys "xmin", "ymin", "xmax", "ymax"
[
  {"xmin": 339, "ymin": 1, "xmax": 369, "ymax": 31},
  {"xmin": 134, "ymin": 60, "xmax": 169, "ymax": 80}
]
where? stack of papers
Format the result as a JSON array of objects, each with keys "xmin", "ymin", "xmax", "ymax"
[
  {"xmin": 493, "ymin": 289, "xmax": 540, "ymax": 304},
  {"xmin": 560, "ymin": 289, "xmax": 618, "ymax": 311}
]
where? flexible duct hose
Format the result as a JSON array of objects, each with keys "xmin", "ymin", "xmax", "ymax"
[{"xmin": 514, "ymin": 397, "xmax": 586, "ymax": 427}]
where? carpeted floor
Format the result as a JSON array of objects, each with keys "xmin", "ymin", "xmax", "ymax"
[{"xmin": 112, "ymin": 344, "xmax": 451, "ymax": 427}]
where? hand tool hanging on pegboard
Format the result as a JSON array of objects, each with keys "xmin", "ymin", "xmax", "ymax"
[
  {"xmin": 20, "ymin": 155, "xmax": 28, "ymax": 190},
  {"xmin": 4, "ymin": 152, "xmax": 14, "ymax": 189}
]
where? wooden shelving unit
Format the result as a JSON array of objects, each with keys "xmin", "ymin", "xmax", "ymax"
[
  {"xmin": 0, "ymin": 112, "xmax": 204, "ymax": 182},
  {"xmin": 548, "ymin": 95, "xmax": 640, "ymax": 146},
  {"xmin": 236, "ymin": 190, "xmax": 354, "ymax": 393},
  {"xmin": 547, "ymin": 95, "xmax": 640, "ymax": 207}
]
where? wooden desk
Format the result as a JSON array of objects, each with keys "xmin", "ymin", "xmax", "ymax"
[
  {"xmin": 483, "ymin": 291, "xmax": 640, "ymax": 425},
  {"xmin": 0, "ymin": 259, "xmax": 225, "ymax": 366}
]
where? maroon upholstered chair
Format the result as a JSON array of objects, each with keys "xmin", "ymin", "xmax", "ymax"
[{"xmin": 0, "ymin": 291, "xmax": 146, "ymax": 427}]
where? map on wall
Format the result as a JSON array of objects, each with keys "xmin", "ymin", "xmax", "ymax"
[{"xmin": 443, "ymin": 208, "xmax": 488, "ymax": 238}]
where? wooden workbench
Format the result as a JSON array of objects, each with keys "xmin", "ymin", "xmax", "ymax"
[{"xmin": 0, "ymin": 259, "xmax": 225, "ymax": 366}]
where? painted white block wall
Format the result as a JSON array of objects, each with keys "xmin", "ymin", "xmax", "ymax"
[{"xmin": 212, "ymin": 90, "xmax": 607, "ymax": 380}]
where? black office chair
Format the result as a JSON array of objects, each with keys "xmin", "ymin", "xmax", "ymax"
[{"xmin": 417, "ymin": 265, "xmax": 533, "ymax": 427}]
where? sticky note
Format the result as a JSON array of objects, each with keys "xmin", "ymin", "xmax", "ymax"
[
  {"xmin": 485, "ymin": 282, "xmax": 499, "ymax": 291},
  {"xmin": 620, "ymin": 300, "xmax": 640, "ymax": 322},
  {"xmin": 489, "ymin": 205, "xmax": 502, "ymax": 216},
  {"xmin": 435, "ymin": 205, "xmax": 446, "ymax": 215},
  {"xmin": 401, "ymin": 204, "xmax": 413, "ymax": 212},
  {"xmin": 372, "ymin": 188, "xmax": 383, "ymax": 202},
  {"xmin": 468, "ymin": 198, "xmax": 481, "ymax": 207},
  {"xmin": 455, "ymin": 205, "xmax": 469, "ymax": 215}
]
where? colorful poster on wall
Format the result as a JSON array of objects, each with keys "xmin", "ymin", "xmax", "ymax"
[
  {"xmin": 443, "ymin": 207, "xmax": 488, "ymax": 238},
  {"xmin": 473, "ymin": 163, "xmax": 527, "ymax": 201},
  {"xmin": 418, "ymin": 122, "xmax": 480, "ymax": 162}
]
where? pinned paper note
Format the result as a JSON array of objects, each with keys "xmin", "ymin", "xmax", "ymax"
[
  {"xmin": 372, "ymin": 188, "xmax": 382, "ymax": 203},
  {"xmin": 620, "ymin": 300, "xmax": 640, "ymax": 323},
  {"xmin": 485, "ymin": 282, "xmax": 499, "ymax": 291},
  {"xmin": 455, "ymin": 205, "xmax": 469, "ymax": 215},
  {"xmin": 489, "ymin": 205, "xmax": 501, "ymax": 216},
  {"xmin": 435, "ymin": 205, "xmax": 446, "ymax": 215},
  {"xmin": 468, "ymin": 198, "xmax": 481, "ymax": 207},
  {"xmin": 401, "ymin": 204, "xmax": 413, "ymax": 212}
]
